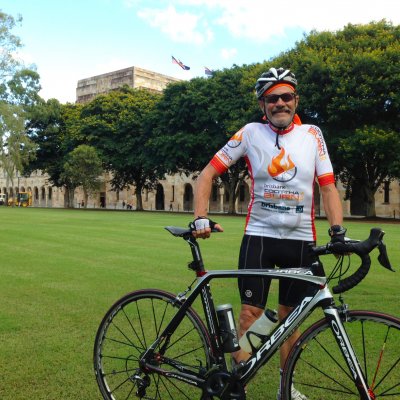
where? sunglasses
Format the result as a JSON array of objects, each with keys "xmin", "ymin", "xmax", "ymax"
[{"xmin": 263, "ymin": 92, "xmax": 296, "ymax": 104}]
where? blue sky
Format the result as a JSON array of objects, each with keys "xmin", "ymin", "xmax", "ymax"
[{"xmin": 3, "ymin": 0, "xmax": 399, "ymax": 103}]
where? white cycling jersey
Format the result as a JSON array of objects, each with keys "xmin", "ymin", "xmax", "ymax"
[{"xmin": 210, "ymin": 122, "xmax": 335, "ymax": 241}]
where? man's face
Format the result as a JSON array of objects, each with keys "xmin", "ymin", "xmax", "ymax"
[{"xmin": 259, "ymin": 86, "xmax": 298, "ymax": 128}]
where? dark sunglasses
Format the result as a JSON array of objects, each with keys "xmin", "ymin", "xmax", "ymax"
[{"xmin": 263, "ymin": 92, "xmax": 296, "ymax": 104}]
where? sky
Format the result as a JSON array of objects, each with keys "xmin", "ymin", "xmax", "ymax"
[{"xmin": 3, "ymin": 0, "xmax": 400, "ymax": 103}]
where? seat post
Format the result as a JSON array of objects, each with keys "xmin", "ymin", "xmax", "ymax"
[{"xmin": 183, "ymin": 233, "xmax": 205, "ymax": 273}]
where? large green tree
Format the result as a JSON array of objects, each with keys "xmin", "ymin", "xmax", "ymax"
[
  {"xmin": 149, "ymin": 65, "xmax": 259, "ymax": 213},
  {"xmin": 80, "ymin": 87, "xmax": 160, "ymax": 210},
  {"xmin": 61, "ymin": 144, "xmax": 103, "ymax": 208},
  {"xmin": 0, "ymin": 102, "xmax": 35, "ymax": 191},
  {"xmin": 25, "ymin": 99, "xmax": 85, "ymax": 206},
  {"xmin": 272, "ymin": 20, "xmax": 400, "ymax": 216},
  {"xmin": 0, "ymin": 10, "xmax": 41, "ymax": 189}
]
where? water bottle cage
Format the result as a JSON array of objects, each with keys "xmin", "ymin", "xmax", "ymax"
[{"xmin": 245, "ymin": 331, "xmax": 270, "ymax": 353}]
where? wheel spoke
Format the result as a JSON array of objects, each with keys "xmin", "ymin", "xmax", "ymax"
[
  {"xmin": 283, "ymin": 311, "xmax": 400, "ymax": 399},
  {"xmin": 94, "ymin": 289, "xmax": 211, "ymax": 399}
]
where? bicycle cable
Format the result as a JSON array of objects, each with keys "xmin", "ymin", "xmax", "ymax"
[{"xmin": 326, "ymin": 254, "xmax": 351, "ymax": 285}]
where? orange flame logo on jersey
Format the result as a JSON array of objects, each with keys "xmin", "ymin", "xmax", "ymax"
[
  {"xmin": 268, "ymin": 147, "xmax": 296, "ymax": 178},
  {"xmin": 227, "ymin": 128, "xmax": 244, "ymax": 148}
]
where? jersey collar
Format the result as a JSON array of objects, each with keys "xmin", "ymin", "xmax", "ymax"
[{"xmin": 268, "ymin": 122, "xmax": 295, "ymax": 135}]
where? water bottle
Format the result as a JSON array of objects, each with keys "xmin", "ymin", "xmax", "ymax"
[
  {"xmin": 239, "ymin": 308, "xmax": 278, "ymax": 353},
  {"xmin": 216, "ymin": 304, "xmax": 240, "ymax": 353}
]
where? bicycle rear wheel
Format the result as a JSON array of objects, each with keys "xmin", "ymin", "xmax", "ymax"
[
  {"xmin": 94, "ymin": 289, "xmax": 213, "ymax": 400},
  {"xmin": 282, "ymin": 310, "xmax": 400, "ymax": 399}
]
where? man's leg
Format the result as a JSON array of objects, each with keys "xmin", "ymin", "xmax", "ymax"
[
  {"xmin": 277, "ymin": 304, "xmax": 308, "ymax": 400},
  {"xmin": 278, "ymin": 304, "xmax": 300, "ymax": 368},
  {"xmin": 233, "ymin": 304, "xmax": 263, "ymax": 363}
]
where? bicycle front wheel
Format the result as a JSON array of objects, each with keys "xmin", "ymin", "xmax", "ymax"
[
  {"xmin": 282, "ymin": 310, "xmax": 400, "ymax": 399},
  {"xmin": 94, "ymin": 289, "xmax": 213, "ymax": 400}
]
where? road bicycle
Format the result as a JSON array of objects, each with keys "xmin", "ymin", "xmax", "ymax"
[{"xmin": 94, "ymin": 226, "xmax": 399, "ymax": 399}]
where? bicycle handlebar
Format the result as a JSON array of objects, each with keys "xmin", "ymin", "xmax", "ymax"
[
  {"xmin": 312, "ymin": 228, "xmax": 395, "ymax": 294},
  {"xmin": 165, "ymin": 226, "xmax": 395, "ymax": 295}
]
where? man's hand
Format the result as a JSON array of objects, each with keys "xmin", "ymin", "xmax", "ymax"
[
  {"xmin": 329, "ymin": 225, "xmax": 347, "ymax": 244},
  {"xmin": 189, "ymin": 216, "xmax": 224, "ymax": 239}
]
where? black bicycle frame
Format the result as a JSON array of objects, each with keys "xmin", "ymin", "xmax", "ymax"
[{"xmin": 140, "ymin": 237, "xmax": 374, "ymax": 400}]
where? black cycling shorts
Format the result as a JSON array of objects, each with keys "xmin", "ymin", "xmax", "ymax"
[{"xmin": 238, "ymin": 235, "xmax": 317, "ymax": 308}]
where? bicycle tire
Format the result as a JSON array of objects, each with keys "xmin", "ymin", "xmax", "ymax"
[
  {"xmin": 94, "ymin": 289, "xmax": 213, "ymax": 400},
  {"xmin": 281, "ymin": 310, "xmax": 400, "ymax": 399}
]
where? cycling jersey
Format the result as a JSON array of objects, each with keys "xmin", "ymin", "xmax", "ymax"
[{"xmin": 210, "ymin": 122, "xmax": 335, "ymax": 241}]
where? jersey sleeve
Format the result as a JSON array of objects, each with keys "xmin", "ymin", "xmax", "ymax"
[
  {"xmin": 210, "ymin": 127, "xmax": 247, "ymax": 174},
  {"xmin": 308, "ymin": 125, "xmax": 336, "ymax": 186}
]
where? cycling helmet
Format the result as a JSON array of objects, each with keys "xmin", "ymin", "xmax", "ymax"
[{"xmin": 255, "ymin": 67, "xmax": 297, "ymax": 99}]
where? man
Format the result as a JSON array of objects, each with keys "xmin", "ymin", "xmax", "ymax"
[{"xmin": 191, "ymin": 67, "xmax": 345, "ymax": 400}]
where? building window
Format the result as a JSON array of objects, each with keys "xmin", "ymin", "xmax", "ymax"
[{"xmin": 171, "ymin": 185, "xmax": 175, "ymax": 202}]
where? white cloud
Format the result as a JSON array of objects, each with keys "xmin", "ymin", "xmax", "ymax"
[
  {"xmin": 221, "ymin": 48, "xmax": 237, "ymax": 60},
  {"xmin": 137, "ymin": 5, "xmax": 212, "ymax": 45},
  {"xmin": 151, "ymin": 0, "xmax": 400, "ymax": 43}
]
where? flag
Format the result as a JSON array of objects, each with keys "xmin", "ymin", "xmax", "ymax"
[
  {"xmin": 204, "ymin": 66, "xmax": 214, "ymax": 76},
  {"xmin": 172, "ymin": 56, "xmax": 190, "ymax": 70}
]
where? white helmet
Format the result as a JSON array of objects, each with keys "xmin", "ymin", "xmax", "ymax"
[{"xmin": 255, "ymin": 67, "xmax": 297, "ymax": 99}]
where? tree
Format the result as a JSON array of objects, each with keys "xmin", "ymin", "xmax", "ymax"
[
  {"xmin": 25, "ymin": 99, "xmax": 85, "ymax": 207},
  {"xmin": 272, "ymin": 20, "xmax": 400, "ymax": 216},
  {"xmin": 0, "ymin": 11, "xmax": 22, "ymax": 83},
  {"xmin": 337, "ymin": 126, "xmax": 400, "ymax": 216},
  {"xmin": 61, "ymin": 145, "xmax": 102, "ymax": 208},
  {"xmin": 149, "ymin": 65, "xmax": 259, "ymax": 213},
  {"xmin": 0, "ymin": 11, "xmax": 40, "ymax": 104},
  {"xmin": 0, "ymin": 10, "xmax": 41, "ymax": 198},
  {"xmin": 81, "ymin": 87, "xmax": 160, "ymax": 210},
  {"xmin": 0, "ymin": 102, "xmax": 36, "ymax": 192}
]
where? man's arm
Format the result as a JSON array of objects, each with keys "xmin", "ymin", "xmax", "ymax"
[
  {"xmin": 320, "ymin": 183, "xmax": 343, "ymax": 226},
  {"xmin": 192, "ymin": 163, "xmax": 223, "ymax": 238},
  {"xmin": 194, "ymin": 163, "xmax": 220, "ymax": 217}
]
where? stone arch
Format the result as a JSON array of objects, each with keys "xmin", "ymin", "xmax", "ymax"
[
  {"xmin": 183, "ymin": 183, "xmax": 194, "ymax": 212},
  {"xmin": 209, "ymin": 182, "xmax": 221, "ymax": 212},
  {"xmin": 155, "ymin": 183, "xmax": 165, "ymax": 210},
  {"xmin": 237, "ymin": 181, "xmax": 251, "ymax": 214},
  {"xmin": 34, "ymin": 187, "xmax": 39, "ymax": 206}
]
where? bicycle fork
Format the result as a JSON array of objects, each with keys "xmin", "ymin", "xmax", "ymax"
[{"xmin": 324, "ymin": 307, "xmax": 375, "ymax": 400}]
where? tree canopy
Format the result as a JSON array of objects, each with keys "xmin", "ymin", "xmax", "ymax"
[
  {"xmin": 0, "ymin": 10, "xmax": 41, "ymax": 189},
  {"xmin": 80, "ymin": 87, "xmax": 161, "ymax": 210},
  {"xmin": 272, "ymin": 20, "xmax": 400, "ymax": 215},
  {"xmin": 61, "ymin": 144, "xmax": 103, "ymax": 208}
]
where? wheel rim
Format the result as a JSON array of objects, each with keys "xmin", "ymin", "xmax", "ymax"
[
  {"xmin": 94, "ymin": 291, "xmax": 211, "ymax": 399},
  {"xmin": 285, "ymin": 311, "xmax": 400, "ymax": 399}
]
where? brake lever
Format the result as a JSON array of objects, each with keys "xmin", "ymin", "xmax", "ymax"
[{"xmin": 377, "ymin": 240, "xmax": 395, "ymax": 271}]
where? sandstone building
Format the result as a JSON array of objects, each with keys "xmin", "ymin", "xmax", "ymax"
[{"xmin": 76, "ymin": 66, "xmax": 180, "ymax": 103}]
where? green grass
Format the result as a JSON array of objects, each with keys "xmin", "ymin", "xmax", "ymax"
[{"xmin": 0, "ymin": 207, "xmax": 399, "ymax": 399}]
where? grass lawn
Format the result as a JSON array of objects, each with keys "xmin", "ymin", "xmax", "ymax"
[{"xmin": 0, "ymin": 207, "xmax": 399, "ymax": 399}]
